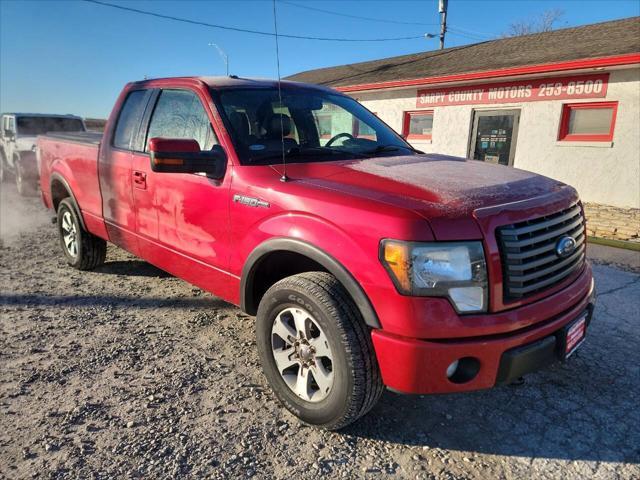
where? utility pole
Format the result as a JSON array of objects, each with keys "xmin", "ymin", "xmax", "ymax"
[
  {"xmin": 439, "ymin": 0, "xmax": 448, "ymax": 50},
  {"xmin": 208, "ymin": 43, "xmax": 229, "ymax": 76}
]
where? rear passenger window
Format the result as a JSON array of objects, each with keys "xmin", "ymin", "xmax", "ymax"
[
  {"xmin": 145, "ymin": 90, "xmax": 217, "ymax": 151},
  {"xmin": 113, "ymin": 90, "xmax": 149, "ymax": 150}
]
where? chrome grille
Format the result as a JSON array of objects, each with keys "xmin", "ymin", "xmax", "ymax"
[{"xmin": 497, "ymin": 203, "xmax": 586, "ymax": 300}]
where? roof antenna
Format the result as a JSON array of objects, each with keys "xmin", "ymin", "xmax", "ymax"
[
  {"xmin": 272, "ymin": 0, "xmax": 288, "ymax": 182},
  {"xmin": 208, "ymin": 43, "xmax": 229, "ymax": 76}
]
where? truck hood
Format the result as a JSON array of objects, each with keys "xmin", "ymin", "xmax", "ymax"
[{"xmin": 287, "ymin": 154, "xmax": 569, "ymax": 235}]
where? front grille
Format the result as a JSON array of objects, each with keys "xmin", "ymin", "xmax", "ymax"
[{"xmin": 497, "ymin": 203, "xmax": 586, "ymax": 301}]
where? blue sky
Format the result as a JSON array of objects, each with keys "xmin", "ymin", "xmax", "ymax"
[{"xmin": 1, "ymin": 0, "xmax": 638, "ymax": 118}]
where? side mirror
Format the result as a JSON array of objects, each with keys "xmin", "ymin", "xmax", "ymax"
[
  {"xmin": 4, "ymin": 129, "xmax": 14, "ymax": 139},
  {"xmin": 148, "ymin": 138, "xmax": 226, "ymax": 179}
]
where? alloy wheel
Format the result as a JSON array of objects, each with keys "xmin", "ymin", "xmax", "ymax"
[
  {"xmin": 61, "ymin": 211, "xmax": 78, "ymax": 257},
  {"xmin": 270, "ymin": 307, "xmax": 334, "ymax": 403}
]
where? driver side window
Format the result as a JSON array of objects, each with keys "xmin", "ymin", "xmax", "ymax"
[{"xmin": 145, "ymin": 89, "xmax": 218, "ymax": 151}]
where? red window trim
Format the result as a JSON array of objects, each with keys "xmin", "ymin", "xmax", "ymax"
[
  {"xmin": 403, "ymin": 110, "xmax": 434, "ymax": 140},
  {"xmin": 558, "ymin": 101, "xmax": 618, "ymax": 142}
]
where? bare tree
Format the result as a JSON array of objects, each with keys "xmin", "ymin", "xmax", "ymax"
[{"xmin": 502, "ymin": 9, "xmax": 565, "ymax": 37}]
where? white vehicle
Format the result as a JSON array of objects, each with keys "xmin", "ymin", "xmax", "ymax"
[{"xmin": 0, "ymin": 113, "xmax": 86, "ymax": 195}]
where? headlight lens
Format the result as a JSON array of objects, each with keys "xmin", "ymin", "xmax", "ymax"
[{"xmin": 380, "ymin": 240, "xmax": 488, "ymax": 313}]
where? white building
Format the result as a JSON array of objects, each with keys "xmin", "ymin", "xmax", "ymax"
[{"xmin": 288, "ymin": 17, "xmax": 640, "ymax": 241}]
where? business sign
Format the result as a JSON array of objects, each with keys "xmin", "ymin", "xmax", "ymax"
[{"xmin": 416, "ymin": 73, "xmax": 609, "ymax": 107}]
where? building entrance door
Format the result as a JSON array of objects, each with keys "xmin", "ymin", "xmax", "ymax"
[{"xmin": 469, "ymin": 109, "xmax": 520, "ymax": 166}]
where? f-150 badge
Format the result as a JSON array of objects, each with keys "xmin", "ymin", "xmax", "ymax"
[{"xmin": 233, "ymin": 194, "xmax": 270, "ymax": 208}]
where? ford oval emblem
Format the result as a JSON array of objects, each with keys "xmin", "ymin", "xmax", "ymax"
[{"xmin": 556, "ymin": 236, "xmax": 577, "ymax": 258}]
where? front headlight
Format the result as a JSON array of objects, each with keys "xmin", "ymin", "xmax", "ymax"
[{"xmin": 380, "ymin": 240, "xmax": 488, "ymax": 313}]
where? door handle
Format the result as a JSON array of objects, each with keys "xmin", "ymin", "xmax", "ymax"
[{"xmin": 133, "ymin": 170, "xmax": 147, "ymax": 189}]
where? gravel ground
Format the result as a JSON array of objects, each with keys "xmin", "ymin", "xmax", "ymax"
[{"xmin": 1, "ymin": 184, "xmax": 639, "ymax": 480}]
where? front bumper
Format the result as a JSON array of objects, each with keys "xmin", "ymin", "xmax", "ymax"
[{"xmin": 371, "ymin": 269, "xmax": 596, "ymax": 394}]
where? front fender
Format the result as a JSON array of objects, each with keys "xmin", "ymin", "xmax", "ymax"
[
  {"xmin": 241, "ymin": 236, "xmax": 381, "ymax": 328},
  {"xmin": 235, "ymin": 208, "xmax": 432, "ymax": 329}
]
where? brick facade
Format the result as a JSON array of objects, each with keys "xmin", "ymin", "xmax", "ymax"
[{"xmin": 584, "ymin": 203, "xmax": 640, "ymax": 242}]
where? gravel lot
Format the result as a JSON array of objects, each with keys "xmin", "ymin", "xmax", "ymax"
[{"xmin": 1, "ymin": 184, "xmax": 639, "ymax": 479}]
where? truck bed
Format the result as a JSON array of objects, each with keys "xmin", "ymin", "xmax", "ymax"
[
  {"xmin": 38, "ymin": 132, "xmax": 105, "ymax": 238},
  {"xmin": 38, "ymin": 131, "xmax": 103, "ymax": 146}
]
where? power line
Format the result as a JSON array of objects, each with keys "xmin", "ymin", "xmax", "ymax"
[
  {"xmin": 279, "ymin": 1, "xmax": 496, "ymax": 43},
  {"xmin": 448, "ymin": 26, "xmax": 495, "ymax": 40},
  {"xmin": 280, "ymin": 0, "xmax": 439, "ymax": 27},
  {"xmin": 447, "ymin": 29, "xmax": 491, "ymax": 42},
  {"xmin": 82, "ymin": 0, "xmax": 428, "ymax": 42}
]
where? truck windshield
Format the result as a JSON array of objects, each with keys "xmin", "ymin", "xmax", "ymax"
[
  {"xmin": 215, "ymin": 87, "xmax": 415, "ymax": 165},
  {"xmin": 16, "ymin": 117, "xmax": 84, "ymax": 136}
]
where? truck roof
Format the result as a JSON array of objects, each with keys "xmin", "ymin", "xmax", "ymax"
[{"xmin": 129, "ymin": 76, "xmax": 340, "ymax": 93}]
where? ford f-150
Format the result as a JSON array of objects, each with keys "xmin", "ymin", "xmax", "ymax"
[{"xmin": 37, "ymin": 76, "xmax": 596, "ymax": 429}]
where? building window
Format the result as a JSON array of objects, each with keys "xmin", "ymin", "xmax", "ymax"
[
  {"xmin": 558, "ymin": 101, "xmax": 618, "ymax": 142},
  {"xmin": 352, "ymin": 117, "xmax": 377, "ymax": 140},
  {"xmin": 315, "ymin": 114, "xmax": 333, "ymax": 139},
  {"xmin": 403, "ymin": 110, "xmax": 434, "ymax": 140}
]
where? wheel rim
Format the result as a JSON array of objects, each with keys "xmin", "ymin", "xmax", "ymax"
[
  {"xmin": 271, "ymin": 307, "xmax": 334, "ymax": 403},
  {"xmin": 61, "ymin": 211, "xmax": 79, "ymax": 257}
]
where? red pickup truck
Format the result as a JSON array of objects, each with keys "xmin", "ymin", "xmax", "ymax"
[{"xmin": 38, "ymin": 76, "xmax": 595, "ymax": 429}]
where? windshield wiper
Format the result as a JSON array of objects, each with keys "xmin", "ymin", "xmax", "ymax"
[
  {"xmin": 288, "ymin": 146, "xmax": 369, "ymax": 158},
  {"xmin": 364, "ymin": 144, "xmax": 424, "ymax": 155},
  {"xmin": 252, "ymin": 146, "xmax": 367, "ymax": 163}
]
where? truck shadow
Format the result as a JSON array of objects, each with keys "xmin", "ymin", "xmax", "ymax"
[
  {"xmin": 94, "ymin": 260, "xmax": 172, "ymax": 278},
  {"xmin": 345, "ymin": 320, "xmax": 640, "ymax": 464},
  {"xmin": 0, "ymin": 293, "xmax": 230, "ymax": 310}
]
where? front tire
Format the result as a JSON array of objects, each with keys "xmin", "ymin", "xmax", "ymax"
[
  {"xmin": 57, "ymin": 198, "xmax": 106, "ymax": 270},
  {"xmin": 256, "ymin": 272, "xmax": 383, "ymax": 430}
]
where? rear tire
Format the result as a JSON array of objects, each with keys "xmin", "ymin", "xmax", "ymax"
[
  {"xmin": 57, "ymin": 198, "xmax": 106, "ymax": 270},
  {"xmin": 256, "ymin": 271, "xmax": 384, "ymax": 430}
]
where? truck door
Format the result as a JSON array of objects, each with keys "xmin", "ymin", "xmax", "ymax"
[
  {"xmin": 99, "ymin": 89, "xmax": 153, "ymax": 256},
  {"xmin": 131, "ymin": 88, "xmax": 235, "ymax": 298}
]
